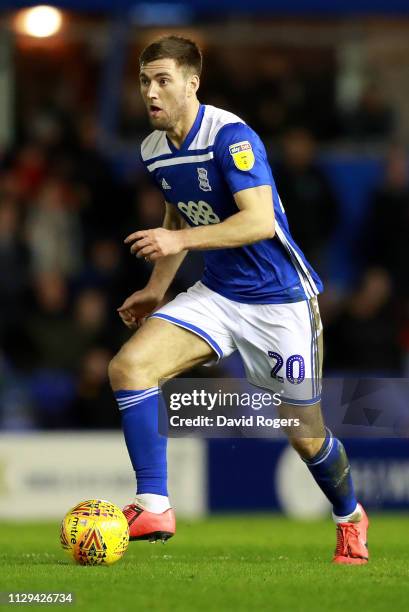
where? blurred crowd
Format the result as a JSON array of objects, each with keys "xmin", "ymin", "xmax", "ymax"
[{"xmin": 0, "ymin": 37, "xmax": 408, "ymax": 430}]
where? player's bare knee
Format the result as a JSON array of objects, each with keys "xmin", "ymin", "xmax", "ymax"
[
  {"xmin": 108, "ymin": 348, "xmax": 156, "ymax": 391},
  {"xmin": 107, "ymin": 353, "xmax": 129, "ymax": 390},
  {"xmin": 290, "ymin": 436, "xmax": 325, "ymax": 461}
]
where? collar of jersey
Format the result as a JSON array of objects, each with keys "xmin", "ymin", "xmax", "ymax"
[{"xmin": 165, "ymin": 103, "xmax": 205, "ymax": 155}]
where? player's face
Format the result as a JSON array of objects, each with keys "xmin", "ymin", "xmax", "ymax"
[{"xmin": 139, "ymin": 58, "xmax": 195, "ymax": 131}]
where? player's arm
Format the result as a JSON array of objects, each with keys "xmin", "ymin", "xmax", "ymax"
[
  {"xmin": 178, "ymin": 184, "xmax": 274, "ymax": 250},
  {"xmin": 117, "ymin": 202, "xmax": 188, "ymax": 328},
  {"xmin": 145, "ymin": 201, "xmax": 189, "ymax": 299},
  {"xmin": 125, "ymin": 185, "xmax": 274, "ymax": 258}
]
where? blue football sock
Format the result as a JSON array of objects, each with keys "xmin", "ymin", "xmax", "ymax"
[
  {"xmin": 304, "ymin": 428, "xmax": 357, "ymax": 517},
  {"xmin": 115, "ymin": 388, "xmax": 168, "ymax": 496}
]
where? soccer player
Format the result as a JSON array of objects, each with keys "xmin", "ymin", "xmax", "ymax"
[{"xmin": 108, "ymin": 36, "xmax": 369, "ymax": 564}]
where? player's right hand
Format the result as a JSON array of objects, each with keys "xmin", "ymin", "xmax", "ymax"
[{"xmin": 117, "ymin": 289, "xmax": 161, "ymax": 330}]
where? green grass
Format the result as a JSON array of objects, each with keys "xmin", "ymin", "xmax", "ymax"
[{"xmin": 0, "ymin": 515, "xmax": 408, "ymax": 611}]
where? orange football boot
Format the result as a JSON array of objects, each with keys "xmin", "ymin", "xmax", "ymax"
[
  {"xmin": 333, "ymin": 504, "xmax": 369, "ymax": 565},
  {"xmin": 122, "ymin": 503, "xmax": 176, "ymax": 542}
]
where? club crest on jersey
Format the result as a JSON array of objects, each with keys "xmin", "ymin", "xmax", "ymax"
[
  {"xmin": 229, "ymin": 141, "xmax": 255, "ymax": 171},
  {"xmin": 197, "ymin": 167, "xmax": 212, "ymax": 192}
]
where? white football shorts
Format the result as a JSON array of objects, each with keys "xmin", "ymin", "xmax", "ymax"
[{"xmin": 150, "ymin": 281, "xmax": 323, "ymax": 405}]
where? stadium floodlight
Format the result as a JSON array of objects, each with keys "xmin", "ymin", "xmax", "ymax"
[{"xmin": 19, "ymin": 5, "xmax": 63, "ymax": 38}]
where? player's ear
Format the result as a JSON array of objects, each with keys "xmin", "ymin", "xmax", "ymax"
[{"xmin": 186, "ymin": 74, "xmax": 200, "ymax": 97}]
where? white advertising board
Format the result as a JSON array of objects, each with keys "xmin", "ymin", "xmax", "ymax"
[{"xmin": 0, "ymin": 433, "xmax": 206, "ymax": 519}]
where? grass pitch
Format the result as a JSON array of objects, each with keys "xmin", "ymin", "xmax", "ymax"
[{"xmin": 1, "ymin": 514, "xmax": 408, "ymax": 611}]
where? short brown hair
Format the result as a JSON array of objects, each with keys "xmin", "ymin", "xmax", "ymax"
[{"xmin": 139, "ymin": 35, "xmax": 202, "ymax": 76}]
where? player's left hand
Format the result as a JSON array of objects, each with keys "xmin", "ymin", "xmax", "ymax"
[{"xmin": 124, "ymin": 228, "xmax": 184, "ymax": 261}]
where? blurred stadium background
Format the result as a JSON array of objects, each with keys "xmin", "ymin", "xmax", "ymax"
[{"xmin": 0, "ymin": 0, "xmax": 408, "ymax": 522}]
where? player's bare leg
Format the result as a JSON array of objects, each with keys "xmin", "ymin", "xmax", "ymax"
[
  {"xmin": 109, "ymin": 317, "xmax": 214, "ymax": 390},
  {"xmin": 278, "ymin": 400, "xmax": 369, "ymax": 564},
  {"xmin": 277, "ymin": 400, "xmax": 326, "ymax": 460},
  {"xmin": 109, "ymin": 317, "xmax": 215, "ymax": 541}
]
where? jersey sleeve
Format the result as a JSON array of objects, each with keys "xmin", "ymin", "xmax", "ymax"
[{"xmin": 213, "ymin": 122, "xmax": 273, "ymax": 194}]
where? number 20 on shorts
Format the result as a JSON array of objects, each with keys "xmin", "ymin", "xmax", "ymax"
[{"xmin": 268, "ymin": 351, "xmax": 305, "ymax": 385}]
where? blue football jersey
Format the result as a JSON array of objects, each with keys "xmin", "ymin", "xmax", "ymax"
[{"xmin": 140, "ymin": 104, "xmax": 323, "ymax": 304}]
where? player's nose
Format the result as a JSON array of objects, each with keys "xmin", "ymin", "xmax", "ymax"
[{"xmin": 147, "ymin": 81, "xmax": 159, "ymax": 99}]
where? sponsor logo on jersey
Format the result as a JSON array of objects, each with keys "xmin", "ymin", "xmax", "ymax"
[
  {"xmin": 177, "ymin": 200, "xmax": 220, "ymax": 225},
  {"xmin": 161, "ymin": 177, "xmax": 171, "ymax": 190},
  {"xmin": 197, "ymin": 167, "xmax": 212, "ymax": 192},
  {"xmin": 229, "ymin": 140, "xmax": 255, "ymax": 171}
]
